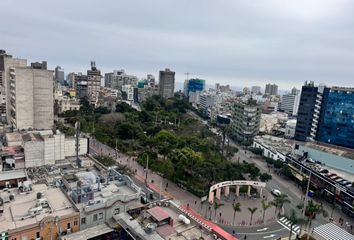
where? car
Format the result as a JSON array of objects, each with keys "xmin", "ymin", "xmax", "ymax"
[{"xmin": 271, "ymin": 189, "xmax": 281, "ymax": 197}]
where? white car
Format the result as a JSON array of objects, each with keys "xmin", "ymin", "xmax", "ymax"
[{"xmin": 271, "ymin": 189, "xmax": 281, "ymax": 196}]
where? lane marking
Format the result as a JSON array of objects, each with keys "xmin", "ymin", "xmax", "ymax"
[
  {"xmin": 257, "ymin": 228, "xmax": 269, "ymax": 232},
  {"xmin": 277, "ymin": 220, "xmax": 300, "ymax": 234},
  {"xmin": 264, "ymin": 234, "xmax": 276, "ymax": 238}
]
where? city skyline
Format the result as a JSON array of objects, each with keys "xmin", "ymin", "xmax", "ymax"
[{"xmin": 1, "ymin": 0, "xmax": 354, "ymax": 90}]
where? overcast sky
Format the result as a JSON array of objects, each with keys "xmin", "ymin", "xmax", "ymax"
[{"xmin": 1, "ymin": 0, "xmax": 354, "ymax": 90}]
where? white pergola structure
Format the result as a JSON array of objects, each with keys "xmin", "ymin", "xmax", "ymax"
[{"xmin": 208, "ymin": 180, "xmax": 266, "ymax": 203}]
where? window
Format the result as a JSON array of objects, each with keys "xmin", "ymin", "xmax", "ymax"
[
  {"xmin": 81, "ymin": 217, "xmax": 86, "ymax": 225},
  {"xmin": 114, "ymin": 208, "xmax": 120, "ymax": 215},
  {"xmin": 98, "ymin": 212, "xmax": 103, "ymax": 220},
  {"xmin": 74, "ymin": 220, "xmax": 78, "ymax": 226},
  {"xmin": 93, "ymin": 214, "xmax": 98, "ymax": 221},
  {"xmin": 36, "ymin": 232, "xmax": 40, "ymax": 238},
  {"xmin": 67, "ymin": 222, "xmax": 71, "ymax": 230}
]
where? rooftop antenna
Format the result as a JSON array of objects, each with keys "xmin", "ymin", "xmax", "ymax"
[{"xmin": 75, "ymin": 121, "xmax": 81, "ymax": 168}]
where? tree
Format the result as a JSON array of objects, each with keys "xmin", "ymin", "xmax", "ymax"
[
  {"xmin": 213, "ymin": 201, "xmax": 224, "ymax": 221},
  {"xmin": 287, "ymin": 208, "xmax": 306, "ymax": 240},
  {"xmin": 161, "ymin": 159, "xmax": 174, "ymax": 179},
  {"xmin": 232, "ymin": 202, "xmax": 241, "ymax": 225},
  {"xmin": 305, "ymin": 200, "xmax": 328, "ymax": 240},
  {"xmin": 115, "ymin": 102, "xmax": 136, "ymax": 113},
  {"xmin": 330, "ymin": 202, "xmax": 338, "ymax": 218},
  {"xmin": 261, "ymin": 200, "xmax": 271, "ymax": 223},
  {"xmin": 271, "ymin": 194, "xmax": 290, "ymax": 217},
  {"xmin": 247, "ymin": 207, "xmax": 258, "ymax": 225},
  {"xmin": 259, "ymin": 173, "xmax": 272, "ymax": 182}
]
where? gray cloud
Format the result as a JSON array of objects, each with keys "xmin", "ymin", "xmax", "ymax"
[{"xmin": 1, "ymin": 0, "xmax": 354, "ymax": 90}]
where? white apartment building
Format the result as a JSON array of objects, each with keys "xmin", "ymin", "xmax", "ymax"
[
  {"xmin": 6, "ymin": 130, "xmax": 88, "ymax": 167},
  {"xmin": 280, "ymin": 92, "xmax": 301, "ymax": 116},
  {"xmin": 284, "ymin": 119, "xmax": 297, "ymax": 138}
]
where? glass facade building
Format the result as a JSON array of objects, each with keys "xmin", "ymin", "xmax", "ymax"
[
  {"xmin": 318, "ymin": 87, "xmax": 354, "ymax": 149},
  {"xmin": 187, "ymin": 79, "xmax": 205, "ymax": 95}
]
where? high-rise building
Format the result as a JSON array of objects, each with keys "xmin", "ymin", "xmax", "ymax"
[
  {"xmin": 158, "ymin": 68, "xmax": 175, "ymax": 98},
  {"xmin": 230, "ymin": 99, "xmax": 261, "ymax": 145},
  {"xmin": 67, "ymin": 72, "xmax": 77, "ymax": 88},
  {"xmin": 74, "ymin": 73, "xmax": 88, "ymax": 99},
  {"xmin": 186, "ymin": 78, "xmax": 205, "ymax": 104},
  {"xmin": 55, "ymin": 66, "xmax": 65, "ymax": 85},
  {"xmin": 104, "ymin": 70, "xmax": 138, "ymax": 90},
  {"xmin": 0, "ymin": 50, "xmax": 27, "ymax": 124},
  {"xmin": 87, "ymin": 61, "xmax": 102, "ymax": 102},
  {"xmin": 251, "ymin": 86, "xmax": 261, "ymax": 94},
  {"xmin": 280, "ymin": 90, "xmax": 301, "ymax": 116},
  {"xmin": 8, "ymin": 61, "xmax": 54, "ymax": 130},
  {"xmin": 265, "ymin": 83, "xmax": 278, "ymax": 95},
  {"xmin": 317, "ymin": 87, "xmax": 354, "ymax": 148},
  {"xmin": 295, "ymin": 81, "xmax": 325, "ymax": 142}
]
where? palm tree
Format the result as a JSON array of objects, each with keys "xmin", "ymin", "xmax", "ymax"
[
  {"xmin": 330, "ymin": 202, "xmax": 338, "ymax": 218},
  {"xmin": 232, "ymin": 202, "xmax": 241, "ymax": 225},
  {"xmin": 305, "ymin": 200, "xmax": 328, "ymax": 240},
  {"xmin": 214, "ymin": 201, "xmax": 224, "ymax": 221},
  {"xmin": 287, "ymin": 209, "xmax": 306, "ymax": 240},
  {"xmin": 272, "ymin": 194, "xmax": 290, "ymax": 217},
  {"xmin": 248, "ymin": 207, "xmax": 258, "ymax": 225},
  {"xmin": 261, "ymin": 200, "xmax": 271, "ymax": 223}
]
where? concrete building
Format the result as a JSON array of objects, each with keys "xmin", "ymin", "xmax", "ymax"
[
  {"xmin": 5, "ymin": 130, "xmax": 88, "ymax": 167},
  {"xmin": 87, "ymin": 61, "xmax": 102, "ymax": 103},
  {"xmin": 67, "ymin": 72, "xmax": 77, "ymax": 88},
  {"xmin": 158, "ymin": 69, "xmax": 175, "ymax": 99},
  {"xmin": 199, "ymin": 93, "xmax": 216, "ymax": 115},
  {"xmin": 0, "ymin": 50, "xmax": 27, "ymax": 124},
  {"xmin": 55, "ymin": 66, "xmax": 65, "ymax": 85},
  {"xmin": 66, "ymin": 168, "xmax": 142, "ymax": 230},
  {"xmin": 59, "ymin": 97, "xmax": 81, "ymax": 113},
  {"xmin": 265, "ymin": 83, "xmax": 278, "ymax": 96},
  {"xmin": 8, "ymin": 61, "xmax": 54, "ymax": 130},
  {"xmin": 230, "ymin": 99, "xmax": 261, "ymax": 145},
  {"xmin": 284, "ymin": 119, "xmax": 297, "ymax": 138},
  {"xmin": 0, "ymin": 183, "xmax": 80, "ymax": 240},
  {"xmin": 280, "ymin": 91, "xmax": 301, "ymax": 116},
  {"xmin": 251, "ymin": 86, "xmax": 261, "ymax": 94},
  {"xmin": 104, "ymin": 70, "xmax": 138, "ymax": 90}
]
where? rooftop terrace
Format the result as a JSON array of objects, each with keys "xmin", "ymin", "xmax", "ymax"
[{"xmin": 0, "ymin": 184, "xmax": 76, "ymax": 232}]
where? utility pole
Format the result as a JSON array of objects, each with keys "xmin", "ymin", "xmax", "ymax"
[
  {"xmin": 75, "ymin": 121, "xmax": 81, "ymax": 168},
  {"xmin": 145, "ymin": 154, "xmax": 149, "ymax": 185}
]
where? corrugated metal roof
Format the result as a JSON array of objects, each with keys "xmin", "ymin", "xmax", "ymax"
[{"xmin": 313, "ymin": 223, "xmax": 354, "ymax": 240}]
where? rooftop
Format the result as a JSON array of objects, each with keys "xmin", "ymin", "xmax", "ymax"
[
  {"xmin": 253, "ymin": 135, "xmax": 294, "ymax": 155},
  {"xmin": 301, "ymin": 141, "xmax": 354, "ymax": 161},
  {"xmin": 114, "ymin": 201, "xmax": 218, "ymax": 240},
  {"xmin": 0, "ymin": 184, "xmax": 76, "ymax": 232},
  {"xmin": 61, "ymin": 223, "xmax": 113, "ymax": 240}
]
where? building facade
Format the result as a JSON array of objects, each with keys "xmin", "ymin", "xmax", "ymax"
[
  {"xmin": 55, "ymin": 66, "xmax": 65, "ymax": 85},
  {"xmin": 158, "ymin": 68, "xmax": 175, "ymax": 99},
  {"xmin": 295, "ymin": 81, "xmax": 324, "ymax": 141},
  {"xmin": 317, "ymin": 87, "xmax": 354, "ymax": 149},
  {"xmin": 8, "ymin": 61, "xmax": 54, "ymax": 130},
  {"xmin": 280, "ymin": 92, "xmax": 301, "ymax": 116},
  {"xmin": 230, "ymin": 99, "xmax": 261, "ymax": 145},
  {"xmin": 265, "ymin": 83, "xmax": 278, "ymax": 95}
]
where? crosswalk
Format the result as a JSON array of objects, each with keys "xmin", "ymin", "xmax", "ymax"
[{"xmin": 277, "ymin": 217, "xmax": 301, "ymax": 235}]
